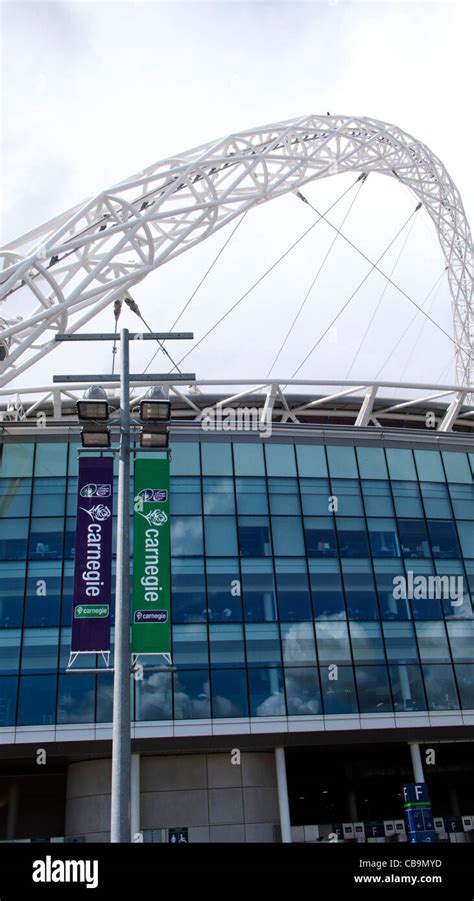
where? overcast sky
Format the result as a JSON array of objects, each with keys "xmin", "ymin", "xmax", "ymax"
[{"xmin": 1, "ymin": 0, "xmax": 473, "ymax": 394}]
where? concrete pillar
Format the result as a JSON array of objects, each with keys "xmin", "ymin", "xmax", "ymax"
[
  {"xmin": 131, "ymin": 754, "xmax": 141, "ymax": 841},
  {"xmin": 275, "ymin": 747, "xmax": 292, "ymax": 843},
  {"xmin": 6, "ymin": 783, "xmax": 19, "ymax": 841},
  {"xmin": 409, "ymin": 743, "xmax": 424, "ymax": 783}
]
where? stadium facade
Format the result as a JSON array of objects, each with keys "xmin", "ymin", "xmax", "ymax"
[{"xmin": 0, "ymin": 387, "xmax": 474, "ymax": 844}]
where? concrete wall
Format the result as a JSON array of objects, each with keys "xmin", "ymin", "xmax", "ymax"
[{"xmin": 65, "ymin": 752, "xmax": 279, "ymax": 843}]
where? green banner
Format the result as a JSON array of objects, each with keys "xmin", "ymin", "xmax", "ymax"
[{"xmin": 132, "ymin": 458, "xmax": 171, "ymax": 655}]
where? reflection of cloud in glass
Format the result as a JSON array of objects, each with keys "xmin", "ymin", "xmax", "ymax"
[
  {"xmin": 256, "ymin": 692, "xmax": 286, "ymax": 716},
  {"xmin": 281, "ymin": 622, "xmax": 315, "ymax": 663},
  {"xmin": 58, "ymin": 689, "xmax": 95, "ymax": 723}
]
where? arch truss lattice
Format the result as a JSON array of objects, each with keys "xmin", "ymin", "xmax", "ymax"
[{"xmin": 0, "ymin": 114, "xmax": 472, "ymax": 388}]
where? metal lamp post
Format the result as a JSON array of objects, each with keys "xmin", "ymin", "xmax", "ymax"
[{"xmin": 54, "ymin": 328, "xmax": 194, "ymax": 843}]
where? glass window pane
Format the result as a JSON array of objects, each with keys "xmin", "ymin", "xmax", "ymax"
[
  {"xmin": 0, "ymin": 478, "xmax": 31, "ymax": 517},
  {"xmin": 0, "ymin": 561, "xmax": 25, "ymax": 628},
  {"xmin": 235, "ymin": 478, "xmax": 268, "ymax": 514},
  {"xmin": 0, "ymin": 519, "xmax": 28, "ymax": 560},
  {"xmin": 295, "ymin": 445, "xmax": 327, "ymax": 478},
  {"xmin": 17, "ymin": 675, "xmax": 57, "ymax": 725},
  {"xmin": 454, "ymin": 664, "xmax": 474, "ymax": 709},
  {"xmin": 268, "ymin": 478, "xmax": 301, "ymax": 515},
  {"xmin": 367, "ymin": 518, "xmax": 400, "ymax": 557},
  {"xmin": 57, "ymin": 674, "xmax": 95, "ymax": 723},
  {"xmin": 0, "ymin": 677, "xmax": 17, "ymax": 726},
  {"xmin": 24, "ymin": 561, "xmax": 61, "ymax": 627},
  {"xmin": 173, "ymin": 624, "xmax": 208, "ymax": 668},
  {"xmin": 349, "ymin": 622, "xmax": 385, "ymax": 663},
  {"xmin": 420, "ymin": 482, "xmax": 452, "ymax": 519},
  {"xmin": 342, "ymin": 559, "xmax": 378, "ymax": 620},
  {"xmin": 170, "ymin": 442, "xmax": 200, "ymax": 475},
  {"xmin": 392, "ymin": 482, "xmax": 423, "ymax": 518},
  {"xmin": 326, "ymin": 445, "xmax": 357, "ymax": 478},
  {"xmin": 374, "ymin": 559, "xmax": 410, "ymax": 620},
  {"xmin": 233, "ymin": 443, "xmax": 265, "ymax": 476},
  {"xmin": 241, "ymin": 559, "xmax": 277, "ymax": 622},
  {"xmin": 170, "ymin": 478, "xmax": 202, "ymax": 514},
  {"xmin": 135, "ymin": 672, "xmax": 173, "ymax": 721},
  {"xmin": 449, "ymin": 484, "xmax": 474, "ymax": 520},
  {"xmin": 201, "ymin": 443, "xmax": 233, "ymax": 475},
  {"xmin": 204, "ymin": 517, "xmax": 237, "ymax": 556},
  {"xmin": 356, "ymin": 447, "xmax": 388, "ymax": 479},
  {"xmin": 414, "ymin": 450, "xmax": 445, "ymax": 482},
  {"xmin": 456, "ymin": 521, "xmax": 474, "ymax": 559},
  {"xmin": 238, "ymin": 516, "xmax": 272, "ymax": 556},
  {"xmin": 304, "ymin": 517, "xmax": 337, "ymax": 557},
  {"xmin": 211, "ymin": 669, "xmax": 248, "ymax": 717},
  {"xmin": 265, "ymin": 444, "xmax": 296, "ymax": 477},
  {"xmin": 171, "ymin": 558, "xmax": 206, "ymax": 623},
  {"xmin": 245, "ymin": 623, "xmax": 282, "ymax": 666},
  {"xmin": 355, "ymin": 665, "xmax": 392, "ymax": 712},
  {"xmin": 299, "ymin": 479, "xmax": 331, "ymax": 515},
  {"xmin": 203, "ymin": 477, "xmax": 235, "ymax": 515},
  {"xmin": 0, "ymin": 443, "xmax": 34, "ymax": 477},
  {"xmin": 422, "ymin": 664, "xmax": 459, "ymax": 710},
  {"xmin": 398, "ymin": 519, "xmax": 430, "ymax": 558},
  {"xmin": 383, "ymin": 622, "xmax": 419, "ymax": 662},
  {"xmin": 330, "ymin": 479, "xmax": 364, "ymax": 515},
  {"xmin": 248, "ymin": 667, "xmax": 285, "ymax": 716},
  {"xmin": 361, "ymin": 480, "xmax": 394, "ymax": 517},
  {"xmin": 35, "ymin": 442, "xmax": 68, "ymax": 477},
  {"xmin": 32, "ymin": 478, "xmax": 66, "ymax": 517},
  {"xmin": 389, "ymin": 664, "xmax": 426, "ymax": 711},
  {"xmin": 442, "ymin": 452, "xmax": 471, "ymax": 484},
  {"xmin": 427, "ymin": 520, "xmax": 460, "ymax": 558},
  {"xmin": 173, "ymin": 670, "xmax": 211, "ymax": 719},
  {"xmin": 309, "ymin": 558, "xmax": 346, "ymax": 620},
  {"xmin": 206, "ymin": 558, "xmax": 242, "ymax": 621},
  {"xmin": 170, "ymin": 516, "xmax": 203, "ymax": 555},
  {"xmin": 96, "ymin": 673, "xmax": 113, "ymax": 723},
  {"xmin": 29, "ymin": 518, "xmax": 64, "ymax": 559},
  {"xmin": 336, "ymin": 518, "xmax": 369, "ymax": 557},
  {"xmin": 315, "ymin": 621, "xmax": 352, "ymax": 663},
  {"xmin": 415, "ymin": 621, "xmax": 450, "ymax": 662},
  {"xmin": 21, "ymin": 628, "xmax": 59, "ymax": 672},
  {"xmin": 281, "ymin": 621, "xmax": 316, "ymax": 665},
  {"xmin": 67, "ymin": 442, "xmax": 81, "ymax": 477},
  {"xmin": 0, "ymin": 630, "xmax": 21, "ymax": 674},
  {"xmin": 435, "ymin": 559, "xmax": 472, "ymax": 620},
  {"xmin": 285, "ymin": 667, "xmax": 321, "ymax": 715},
  {"xmin": 408, "ymin": 560, "xmax": 443, "ymax": 621},
  {"xmin": 447, "ymin": 621, "xmax": 474, "ymax": 662},
  {"xmin": 272, "ymin": 517, "xmax": 305, "ymax": 556},
  {"xmin": 320, "ymin": 665, "xmax": 357, "ymax": 714},
  {"xmin": 386, "ymin": 448, "xmax": 417, "ymax": 481},
  {"xmin": 275, "ymin": 559, "xmax": 312, "ymax": 621}
]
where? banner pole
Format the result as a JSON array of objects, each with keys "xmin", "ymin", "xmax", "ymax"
[{"xmin": 111, "ymin": 327, "xmax": 131, "ymax": 843}]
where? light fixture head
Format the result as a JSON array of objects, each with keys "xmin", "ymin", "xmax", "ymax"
[
  {"xmin": 77, "ymin": 384, "xmax": 109, "ymax": 421},
  {"xmin": 80, "ymin": 423, "xmax": 111, "ymax": 448},
  {"xmin": 140, "ymin": 424, "xmax": 169, "ymax": 449},
  {"xmin": 139, "ymin": 386, "xmax": 171, "ymax": 423}
]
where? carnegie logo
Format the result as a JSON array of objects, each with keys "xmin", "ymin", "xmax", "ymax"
[
  {"xmin": 80, "ymin": 483, "xmax": 111, "ymax": 498},
  {"xmin": 80, "ymin": 503, "xmax": 112, "ymax": 522},
  {"xmin": 137, "ymin": 488, "xmax": 168, "ymax": 502},
  {"xmin": 75, "ymin": 605, "xmax": 109, "ymax": 619},
  {"xmin": 136, "ymin": 508, "xmax": 168, "ymax": 527},
  {"xmin": 134, "ymin": 610, "xmax": 168, "ymax": 623},
  {"xmin": 32, "ymin": 856, "xmax": 98, "ymax": 889}
]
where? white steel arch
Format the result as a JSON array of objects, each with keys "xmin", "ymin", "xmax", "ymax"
[{"xmin": 0, "ymin": 114, "xmax": 472, "ymax": 388}]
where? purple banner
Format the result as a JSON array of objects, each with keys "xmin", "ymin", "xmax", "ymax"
[{"xmin": 71, "ymin": 456, "xmax": 113, "ymax": 652}]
